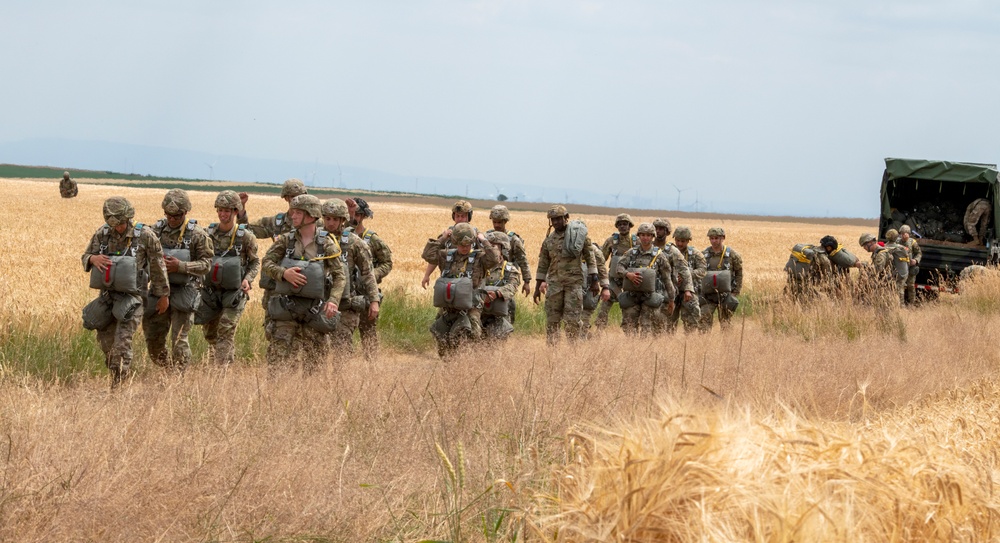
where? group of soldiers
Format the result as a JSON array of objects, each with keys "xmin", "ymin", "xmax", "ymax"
[
  {"xmin": 421, "ymin": 203, "xmax": 745, "ymax": 354},
  {"xmin": 82, "ymin": 179, "xmax": 393, "ymax": 387}
]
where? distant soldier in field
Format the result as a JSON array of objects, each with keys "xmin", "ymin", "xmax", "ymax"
[
  {"xmin": 648, "ymin": 218, "xmax": 695, "ymax": 335},
  {"xmin": 199, "ymin": 191, "xmax": 260, "ymax": 366},
  {"xmin": 346, "ymin": 197, "xmax": 392, "ymax": 360},
  {"xmin": 881, "ymin": 228, "xmax": 909, "ymax": 304},
  {"xmin": 699, "ymin": 227, "xmax": 743, "ymax": 332},
  {"xmin": 616, "ymin": 223, "xmax": 678, "ymax": 337},
  {"xmin": 144, "ymin": 189, "xmax": 213, "ymax": 371},
  {"xmin": 580, "ymin": 241, "xmax": 612, "ymax": 338},
  {"xmin": 664, "ymin": 225, "xmax": 703, "ymax": 333},
  {"xmin": 82, "ymin": 197, "xmax": 170, "ymax": 388},
  {"xmin": 859, "ymin": 232, "xmax": 903, "ymax": 306},
  {"xmin": 596, "ymin": 214, "xmax": 638, "ymax": 330},
  {"xmin": 783, "ymin": 242, "xmax": 832, "ymax": 302},
  {"xmin": 533, "ymin": 205, "xmax": 599, "ymax": 344},
  {"xmin": 964, "ymin": 197, "xmax": 992, "ymax": 245},
  {"xmin": 59, "ymin": 170, "xmax": 78, "ymax": 198},
  {"xmin": 819, "ymin": 235, "xmax": 861, "ymax": 297},
  {"xmin": 487, "ymin": 204, "xmax": 532, "ymax": 323},
  {"xmin": 899, "ymin": 225, "xmax": 922, "ymax": 304},
  {"xmin": 479, "ymin": 231, "xmax": 523, "ymax": 342},
  {"xmin": 421, "ymin": 200, "xmax": 478, "ymax": 289},
  {"xmin": 324, "ymin": 198, "xmax": 380, "ymax": 354},
  {"xmin": 261, "ymin": 195, "xmax": 346, "ymax": 372}
]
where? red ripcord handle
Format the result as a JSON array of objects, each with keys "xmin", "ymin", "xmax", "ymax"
[
  {"xmin": 105, "ymin": 263, "xmax": 112, "ymax": 283},
  {"xmin": 212, "ymin": 263, "xmax": 221, "ymax": 283}
]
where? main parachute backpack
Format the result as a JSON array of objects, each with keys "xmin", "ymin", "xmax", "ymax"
[{"xmin": 207, "ymin": 223, "xmax": 246, "ymax": 291}]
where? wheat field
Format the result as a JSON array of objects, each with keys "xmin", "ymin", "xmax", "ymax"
[{"xmin": 0, "ymin": 178, "xmax": 998, "ymax": 542}]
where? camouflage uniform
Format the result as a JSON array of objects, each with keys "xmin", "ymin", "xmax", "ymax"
[
  {"xmin": 581, "ymin": 242, "xmax": 611, "ymax": 337},
  {"xmin": 330, "ymin": 227, "xmax": 379, "ymax": 352},
  {"xmin": 900, "ymin": 226, "xmax": 922, "ymax": 304},
  {"xmin": 616, "ymin": 232, "xmax": 679, "ymax": 337},
  {"xmin": 486, "ymin": 230, "xmax": 531, "ymax": 324},
  {"xmin": 648, "ymin": 231, "xmax": 694, "ymax": 334},
  {"xmin": 201, "ymin": 192, "xmax": 260, "ymax": 366},
  {"xmin": 82, "ymin": 198, "xmax": 169, "ymax": 386},
  {"xmin": 479, "ymin": 232, "xmax": 523, "ymax": 341},
  {"xmin": 143, "ymin": 190, "xmax": 213, "ymax": 370},
  {"xmin": 858, "ymin": 233, "xmax": 902, "ymax": 307},
  {"xmin": 597, "ymin": 218, "xmax": 638, "ymax": 329},
  {"xmin": 536, "ymin": 208, "xmax": 598, "ymax": 344},
  {"xmin": 355, "ymin": 225, "xmax": 392, "ymax": 360},
  {"xmin": 59, "ymin": 171, "xmax": 78, "ymax": 198},
  {"xmin": 262, "ymin": 196, "xmax": 347, "ymax": 371},
  {"xmin": 964, "ymin": 198, "xmax": 991, "ymax": 244},
  {"xmin": 784, "ymin": 244, "xmax": 833, "ymax": 302},
  {"xmin": 699, "ymin": 231, "xmax": 743, "ymax": 332}
]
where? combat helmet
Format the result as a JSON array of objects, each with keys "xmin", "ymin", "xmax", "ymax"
[
  {"xmin": 547, "ymin": 205, "xmax": 569, "ymax": 219},
  {"xmin": 353, "ymin": 197, "xmax": 373, "ymax": 218},
  {"xmin": 321, "ymin": 198, "xmax": 350, "ymax": 219},
  {"xmin": 162, "ymin": 189, "xmax": 192, "ymax": 215},
  {"xmin": 820, "ymin": 235, "xmax": 838, "ymax": 250},
  {"xmin": 652, "ymin": 218, "xmax": 672, "ymax": 234},
  {"xmin": 673, "ymin": 226, "xmax": 693, "ymax": 241},
  {"xmin": 489, "ymin": 205, "xmax": 510, "ymax": 222},
  {"xmin": 289, "ymin": 194, "xmax": 322, "ymax": 219},
  {"xmin": 280, "ymin": 178, "xmax": 308, "ymax": 199},
  {"xmin": 858, "ymin": 233, "xmax": 876, "ymax": 246},
  {"xmin": 636, "ymin": 223, "xmax": 655, "ymax": 235},
  {"xmin": 899, "ymin": 225, "xmax": 911, "ymax": 235},
  {"xmin": 103, "ymin": 197, "xmax": 135, "ymax": 227},
  {"xmin": 615, "ymin": 213, "xmax": 634, "ymax": 227},
  {"xmin": 885, "ymin": 229, "xmax": 899, "ymax": 242},
  {"xmin": 63, "ymin": 171, "xmax": 70, "ymax": 178},
  {"xmin": 707, "ymin": 227, "xmax": 726, "ymax": 237},
  {"xmin": 214, "ymin": 190, "xmax": 242, "ymax": 211},
  {"xmin": 452, "ymin": 200, "xmax": 474, "ymax": 220},
  {"xmin": 452, "ymin": 223, "xmax": 476, "ymax": 245},
  {"xmin": 486, "ymin": 230, "xmax": 511, "ymax": 256}
]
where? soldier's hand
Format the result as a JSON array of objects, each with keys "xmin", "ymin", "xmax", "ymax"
[
  {"xmin": 485, "ymin": 290, "xmax": 498, "ymax": 301},
  {"xmin": 368, "ymin": 301, "xmax": 380, "ymax": 320},
  {"xmin": 239, "ymin": 192, "xmax": 249, "ymax": 206},
  {"xmin": 600, "ymin": 287, "xmax": 612, "ymax": 302},
  {"xmin": 283, "ymin": 267, "xmax": 308, "ymax": 287},
  {"xmin": 156, "ymin": 296, "xmax": 170, "ymax": 315},
  {"xmin": 163, "ymin": 255, "xmax": 181, "ymax": 273},
  {"xmin": 521, "ymin": 282, "xmax": 531, "ymax": 296},
  {"xmin": 241, "ymin": 279, "xmax": 251, "ymax": 293},
  {"xmin": 683, "ymin": 290, "xmax": 694, "ymax": 303},
  {"xmin": 324, "ymin": 302, "xmax": 339, "ymax": 319},
  {"xmin": 89, "ymin": 254, "xmax": 112, "ymax": 272},
  {"xmin": 627, "ymin": 272, "xmax": 642, "ymax": 286},
  {"xmin": 666, "ymin": 301, "xmax": 675, "ymax": 315},
  {"xmin": 534, "ymin": 282, "xmax": 547, "ymax": 304},
  {"xmin": 590, "ymin": 282, "xmax": 600, "ymax": 296},
  {"xmin": 441, "ymin": 228, "xmax": 452, "ymax": 239},
  {"xmin": 421, "ymin": 273, "xmax": 432, "ymax": 289}
]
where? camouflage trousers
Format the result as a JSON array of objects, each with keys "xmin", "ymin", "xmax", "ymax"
[
  {"xmin": 97, "ymin": 309, "xmax": 142, "ymax": 375},
  {"xmin": 699, "ymin": 294, "xmax": 734, "ymax": 332},
  {"xmin": 659, "ymin": 295, "xmax": 701, "ymax": 334},
  {"xmin": 544, "ymin": 281, "xmax": 584, "ymax": 344},
  {"xmin": 143, "ymin": 307, "xmax": 194, "ymax": 369},
  {"xmin": 202, "ymin": 296, "xmax": 247, "ymax": 366},
  {"xmin": 261, "ymin": 289, "xmax": 275, "ymax": 340},
  {"xmin": 331, "ymin": 309, "xmax": 361, "ymax": 352},
  {"xmin": 431, "ymin": 308, "xmax": 482, "ymax": 357},
  {"xmin": 266, "ymin": 321, "xmax": 328, "ymax": 373},
  {"xmin": 358, "ymin": 310, "xmax": 379, "ymax": 361},
  {"xmin": 621, "ymin": 303, "xmax": 660, "ymax": 337},
  {"xmin": 594, "ymin": 280, "xmax": 622, "ymax": 329},
  {"xmin": 904, "ymin": 267, "xmax": 919, "ymax": 304}
]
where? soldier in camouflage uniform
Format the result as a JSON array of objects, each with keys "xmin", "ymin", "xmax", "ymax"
[
  {"xmin": 581, "ymin": 241, "xmax": 612, "ymax": 337},
  {"xmin": 648, "ymin": 218, "xmax": 695, "ymax": 335},
  {"xmin": 488, "ymin": 205, "xmax": 533, "ymax": 324},
  {"xmin": 421, "ymin": 200, "xmax": 478, "ymax": 289},
  {"xmin": 899, "ymin": 225, "xmax": 922, "ymax": 304},
  {"xmin": 59, "ymin": 170, "xmax": 78, "ymax": 198},
  {"xmin": 533, "ymin": 206, "xmax": 599, "ymax": 345},
  {"xmin": 144, "ymin": 189, "xmax": 214, "ymax": 371},
  {"xmin": 347, "ymin": 197, "xmax": 392, "ymax": 360},
  {"xmin": 819, "ymin": 235, "xmax": 860, "ymax": 298},
  {"xmin": 83, "ymin": 197, "xmax": 170, "ymax": 388},
  {"xmin": 323, "ymin": 198, "xmax": 380, "ymax": 353},
  {"xmin": 699, "ymin": 227, "xmax": 744, "ymax": 332},
  {"xmin": 616, "ymin": 223, "xmax": 678, "ymax": 337},
  {"xmin": 479, "ymin": 231, "xmax": 523, "ymax": 342},
  {"xmin": 596, "ymin": 213, "xmax": 638, "ymax": 330},
  {"xmin": 262, "ymin": 195, "xmax": 347, "ymax": 371},
  {"xmin": 666, "ymin": 226, "xmax": 706, "ymax": 332},
  {"xmin": 964, "ymin": 198, "xmax": 991, "ymax": 245},
  {"xmin": 784, "ymin": 242, "xmax": 833, "ymax": 302},
  {"xmin": 859, "ymin": 232, "xmax": 902, "ymax": 306},
  {"xmin": 882, "ymin": 229, "xmax": 909, "ymax": 304},
  {"xmin": 423, "ymin": 223, "xmax": 499, "ymax": 356},
  {"xmin": 200, "ymin": 191, "xmax": 260, "ymax": 366}
]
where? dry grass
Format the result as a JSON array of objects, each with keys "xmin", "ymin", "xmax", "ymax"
[{"xmin": 0, "ymin": 178, "xmax": 997, "ymax": 541}]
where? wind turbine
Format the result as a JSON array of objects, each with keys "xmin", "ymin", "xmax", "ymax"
[
  {"xmin": 613, "ymin": 190, "xmax": 623, "ymax": 207},
  {"xmin": 673, "ymin": 184, "xmax": 690, "ymax": 211},
  {"xmin": 335, "ymin": 161, "xmax": 343, "ymax": 188},
  {"xmin": 205, "ymin": 160, "xmax": 218, "ymax": 180}
]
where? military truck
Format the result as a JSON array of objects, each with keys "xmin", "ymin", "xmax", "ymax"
[{"xmin": 880, "ymin": 158, "xmax": 999, "ymax": 293}]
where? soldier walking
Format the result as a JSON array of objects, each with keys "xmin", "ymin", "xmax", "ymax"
[
  {"xmin": 324, "ymin": 199, "xmax": 380, "ymax": 353},
  {"xmin": 596, "ymin": 214, "xmax": 638, "ymax": 330},
  {"xmin": 421, "ymin": 200, "xmax": 478, "ymax": 289},
  {"xmin": 487, "ymin": 205, "xmax": 532, "ymax": 323},
  {"xmin": 616, "ymin": 223, "xmax": 678, "ymax": 337},
  {"xmin": 479, "ymin": 231, "xmax": 523, "ymax": 342},
  {"xmin": 699, "ymin": 227, "xmax": 743, "ymax": 332},
  {"xmin": 649, "ymin": 218, "xmax": 695, "ymax": 335},
  {"xmin": 59, "ymin": 170, "xmax": 78, "ymax": 198},
  {"xmin": 899, "ymin": 225, "xmax": 922, "ymax": 304},
  {"xmin": 665, "ymin": 226, "xmax": 704, "ymax": 333},
  {"xmin": 533, "ymin": 206, "xmax": 599, "ymax": 344},
  {"xmin": 347, "ymin": 197, "xmax": 392, "ymax": 360}
]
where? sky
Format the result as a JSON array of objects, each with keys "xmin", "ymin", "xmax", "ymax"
[{"xmin": 2, "ymin": 1, "xmax": 999, "ymax": 217}]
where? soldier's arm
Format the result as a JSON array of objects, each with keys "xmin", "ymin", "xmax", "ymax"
[
  {"xmin": 479, "ymin": 239, "xmax": 501, "ymax": 270},
  {"xmin": 177, "ymin": 230, "xmax": 213, "ymax": 276},
  {"xmin": 498, "ymin": 266, "xmax": 521, "ymax": 299},
  {"xmin": 326, "ymin": 256, "xmax": 347, "ymax": 304},
  {"xmin": 911, "ymin": 241, "xmax": 922, "ymax": 264},
  {"xmin": 692, "ymin": 252, "xmax": 708, "ymax": 283},
  {"xmin": 592, "ymin": 245, "xmax": 610, "ymax": 287},
  {"xmin": 658, "ymin": 259, "xmax": 677, "ymax": 301},
  {"xmin": 583, "ymin": 236, "xmax": 597, "ymax": 275},
  {"xmin": 615, "ymin": 251, "xmax": 630, "ymax": 278},
  {"xmin": 673, "ymin": 249, "xmax": 694, "ymax": 293},
  {"xmin": 601, "ymin": 237, "xmax": 613, "ymax": 261},
  {"xmin": 369, "ymin": 234, "xmax": 394, "ymax": 282},
  {"xmin": 731, "ymin": 250, "xmax": 744, "ymax": 295},
  {"xmin": 82, "ymin": 231, "xmax": 102, "ymax": 271},
  {"xmin": 261, "ymin": 237, "xmax": 289, "ymax": 283},
  {"xmin": 354, "ymin": 241, "xmax": 380, "ymax": 301},
  {"xmin": 535, "ymin": 241, "xmax": 551, "ymax": 282},
  {"xmin": 141, "ymin": 229, "xmax": 171, "ymax": 298},
  {"xmin": 511, "ymin": 235, "xmax": 532, "ymax": 282},
  {"xmin": 244, "ymin": 215, "xmax": 276, "ymax": 240},
  {"xmin": 243, "ymin": 232, "xmax": 261, "ymax": 283},
  {"xmin": 421, "ymin": 238, "xmax": 443, "ymax": 265}
]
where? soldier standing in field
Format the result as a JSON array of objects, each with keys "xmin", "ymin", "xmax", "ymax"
[
  {"xmin": 487, "ymin": 205, "xmax": 533, "ymax": 323},
  {"xmin": 667, "ymin": 226, "xmax": 706, "ymax": 333},
  {"xmin": 82, "ymin": 197, "xmax": 170, "ymax": 388},
  {"xmin": 580, "ymin": 241, "xmax": 612, "ymax": 338},
  {"xmin": 882, "ymin": 228, "xmax": 909, "ymax": 305},
  {"xmin": 144, "ymin": 189, "xmax": 214, "ymax": 371},
  {"xmin": 533, "ymin": 205, "xmax": 600, "ymax": 344},
  {"xmin": 59, "ymin": 170, "xmax": 78, "ymax": 198},
  {"xmin": 324, "ymin": 199, "xmax": 380, "ymax": 353},
  {"xmin": 783, "ymin": 242, "xmax": 832, "ymax": 302},
  {"xmin": 859, "ymin": 232, "xmax": 902, "ymax": 306},
  {"xmin": 616, "ymin": 223, "xmax": 678, "ymax": 337},
  {"xmin": 649, "ymin": 218, "xmax": 695, "ymax": 335},
  {"xmin": 200, "ymin": 191, "xmax": 260, "ymax": 366},
  {"xmin": 479, "ymin": 231, "xmax": 523, "ymax": 342},
  {"xmin": 699, "ymin": 227, "xmax": 744, "ymax": 332},
  {"xmin": 964, "ymin": 197, "xmax": 992, "ymax": 245},
  {"xmin": 596, "ymin": 214, "xmax": 638, "ymax": 330},
  {"xmin": 346, "ymin": 197, "xmax": 392, "ymax": 360},
  {"xmin": 819, "ymin": 235, "xmax": 861, "ymax": 297},
  {"xmin": 261, "ymin": 195, "xmax": 346, "ymax": 372},
  {"xmin": 899, "ymin": 225, "xmax": 922, "ymax": 304},
  {"xmin": 421, "ymin": 200, "xmax": 478, "ymax": 289}
]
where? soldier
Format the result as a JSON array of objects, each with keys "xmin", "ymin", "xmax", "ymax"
[
  {"xmin": 487, "ymin": 205, "xmax": 533, "ymax": 325},
  {"xmin": 82, "ymin": 197, "xmax": 169, "ymax": 388},
  {"xmin": 199, "ymin": 191, "xmax": 260, "ymax": 366},
  {"xmin": 261, "ymin": 195, "xmax": 346, "ymax": 371},
  {"xmin": 143, "ymin": 189, "xmax": 214, "ymax": 371},
  {"xmin": 964, "ymin": 197, "xmax": 991, "ymax": 245},
  {"xmin": 423, "ymin": 223, "xmax": 499, "ymax": 356},
  {"xmin": 421, "ymin": 200, "xmax": 477, "ymax": 289},
  {"xmin": 819, "ymin": 235, "xmax": 861, "ymax": 298},
  {"xmin": 596, "ymin": 214, "xmax": 638, "ymax": 330},
  {"xmin": 59, "ymin": 170, "xmax": 78, "ymax": 198},
  {"xmin": 580, "ymin": 241, "xmax": 612, "ymax": 338},
  {"xmin": 479, "ymin": 231, "xmax": 523, "ymax": 342},
  {"xmin": 899, "ymin": 225, "xmax": 922, "ymax": 304},
  {"xmin": 648, "ymin": 218, "xmax": 695, "ymax": 335},
  {"xmin": 533, "ymin": 205, "xmax": 599, "ymax": 344},
  {"xmin": 859, "ymin": 232, "xmax": 901, "ymax": 306},
  {"xmin": 882, "ymin": 228, "xmax": 909, "ymax": 304},
  {"xmin": 784, "ymin": 242, "xmax": 832, "ymax": 302},
  {"xmin": 665, "ymin": 226, "xmax": 704, "ymax": 333},
  {"xmin": 347, "ymin": 197, "xmax": 393, "ymax": 360},
  {"xmin": 699, "ymin": 227, "xmax": 744, "ymax": 332},
  {"xmin": 324, "ymin": 198, "xmax": 380, "ymax": 353},
  {"xmin": 616, "ymin": 223, "xmax": 678, "ymax": 336}
]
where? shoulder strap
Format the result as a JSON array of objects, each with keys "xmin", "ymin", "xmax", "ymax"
[
  {"xmin": 631, "ymin": 234, "xmax": 639, "ymax": 245},
  {"xmin": 275, "ymin": 212, "xmax": 285, "ymax": 227},
  {"xmin": 129, "ymin": 223, "xmax": 144, "ymax": 253},
  {"xmin": 363, "ymin": 230, "xmax": 376, "ymax": 242},
  {"xmin": 208, "ymin": 223, "xmax": 219, "ymax": 235},
  {"xmin": 613, "ymin": 233, "xmax": 620, "ymax": 242}
]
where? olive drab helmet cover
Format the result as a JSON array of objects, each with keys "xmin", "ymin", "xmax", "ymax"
[
  {"xmin": 547, "ymin": 205, "xmax": 569, "ymax": 219},
  {"xmin": 280, "ymin": 178, "xmax": 308, "ymax": 199},
  {"xmin": 673, "ymin": 226, "xmax": 693, "ymax": 241},
  {"xmin": 321, "ymin": 198, "xmax": 350, "ymax": 219},
  {"xmin": 615, "ymin": 213, "xmax": 634, "ymax": 227},
  {"xmin": 214, "ymin": 190, "xmax": 242, "ymax": 212},
  {"xmin": 636, "ymin": 223, "xmax": 655, "ymax": 235},
  {"xmin": 899, "ymin": 225, "xmax": 912, "ymax": 235},
  {"xmin": 452, "ymin": 200, "xmax": 474, "ymax": 220},
  {"xmin": 289, "ymin": 194, "xmax": 323, "ymax": 219},
  {"xmin": 486, "ymin": 230, "xmax": 511, "ymax": 251},
  {"xmin": 452, "ymin": 222, "xmax": 476, "ymax": 245},
  {"xmin": 652, "ymin": 218, "xmax": 672, "ymax": 233},
  {"xmin": 859, "ymin": 233, "xmax": 876, "ymax": 246},
  {"xmin": 707, "ymin": 227, "xmax": 726, "ymax": 237},
  {"xmin": 162, "ymin": 189, "xmax": 192, "ymax": 215},
  {"xmin": 885, "ymin": 229, "xmax": 899, "ymax": 242},
  {"xmin": 489, "ymin": 205, "xmax": 510, "ymax": 222},
  {"xmin": 103, "ymin": 197, "xmax": 135, "ymax": 227}
]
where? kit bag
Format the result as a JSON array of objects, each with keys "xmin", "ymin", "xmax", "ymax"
[
  {"xmin": 82, "ymin": 295, "xmax": 115, "ymax": 330},
  {"xmin": 828, "ymin": 246, "xmax": 858, "ymax": 269},
  {"xmin": 433, "ymin": 276, "xmax": 476, "ymax": 310},
  {"xmin": 273, "ymin": 258, "xmax": 327, "ymax": 300},
  {"xmin": 480, "ymin": 286, "xmax": 509, "ymax": 316},
  {"xmin": 163, "ymin": 248, "xmax": 192, "ymax": 285},
  {"xmin": 622, "ymin": 268, "xmax": 656, "ymax": 293},
  {"xmin": 89, "ymin": 255, "xmax": 140, "ymax": 295},
  {"xmin": 563, "ymin": 220, "xmax": 588, "ymax": 258},
  {"xmin": 209, "ymin": 256, "xmax": 243, "ymax": 290},
  {"xmin": 702, "ymin": 270, "xmax": 732, "ymax": 294}
]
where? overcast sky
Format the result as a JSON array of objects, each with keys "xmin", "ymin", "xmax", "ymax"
[{"xmin": 3, "ymin": 1, "xmax": 999, "ymax": 216}]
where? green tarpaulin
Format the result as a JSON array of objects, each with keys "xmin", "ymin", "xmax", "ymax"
[{"xmin": 884, "ymin": 158, "xmax": 998, "ymax": 184}]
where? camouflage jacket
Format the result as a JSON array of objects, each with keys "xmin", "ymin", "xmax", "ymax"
[
  {"xmin": 355, "ymin": 227, "xmax": 393, "ymax": 283},
  {"xmin": 601, "ymin": 232, "xmax": 639, "ymax": 261},
  {"xmin": 424, "ymin": 236, "xmax": 500, "ymax": 285},
  {"xmin": 152, "ymin": 219, "xmax": 214, "ymax": 283},
  {"xmin": 652, "ymin": 240, "xmax": 694, "ymax": 293},
  {"xmin": 262, "ymin": 228, "xmax": 347, "ymax": 305},
  {"xmin": 482, "ymin": 259, "xmax": 522, "ymax": 302},
  {"xmin": 588, "ymin": 242, "xmax": 610, "ymax": 289},
  {"xmin": 238, "ymin": 210, "xmax": 294, "ymax": 241},
  {"xmin": 904, "ymin": 238, "xmax": 922, "ymax": 266},
  {"xmin": 785, "ymin": 246, "xmax": 833, "ymax": 285},
  {"xmin": 422, "ymin": 225, "xmax": 483, "ymax": 264},
  {"xmin": 338, "ymin": 228, "xmax": 379, "ymax": 302},
  {"xmin": 206, "ymin": 222, "xmax": 261, "ymax": 285},
  {"xmin": 59, "ymin": 178, "xmax": 78, "ymax": 197},
  {"xmin": 488, "ymin": 229, "xmax": 532, "ymax": 283},
  {"xmin": 616, "ymin": 245, "xmax": 678, "ymax": 301},
  {"xmin": 537, "ymin": 229, "xmax": 597, "ymax": 285},
  {"xmin": 678, "ymin": 245, "xmax": 708, "ymax": 293},
  {"xmin": 869, "ymin": 247, "xmax": 895, "ymax": 279},
  {"xmin": 82, "ymin": 221, "xmax": 170, "ymax": 298},
  {"xmin": 703, "ymin": 245, "xmax": 744, "ymax": 295}
]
